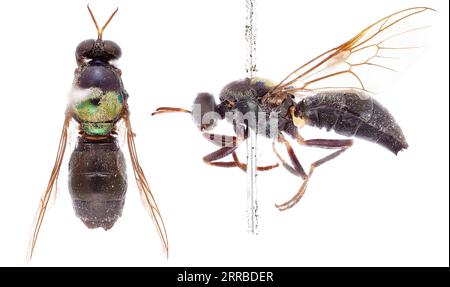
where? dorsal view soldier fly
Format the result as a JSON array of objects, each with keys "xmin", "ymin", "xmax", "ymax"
[
  {"xmin": 27, "ymin": 6, "xmax": 168, "ymax": 261},
  {"xmin": 152, "ymin": 7, "xmax": 434, "ymax": 211}
]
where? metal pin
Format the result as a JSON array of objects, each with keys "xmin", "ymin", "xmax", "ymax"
[{"xmin": 245, "ymin": 0, "xmax": 258, "ymax": 234}]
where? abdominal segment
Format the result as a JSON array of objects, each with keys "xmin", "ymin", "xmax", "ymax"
[
  {"xmin": 69, "ymin": 137, "xmax": 127, "ymax": 230},
  {"xmin": 302, "ymin": 92, "xmax": 408, "ymax": 154}
]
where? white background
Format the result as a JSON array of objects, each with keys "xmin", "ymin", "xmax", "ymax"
[{"xmin": 0, "ymin": 0, "xmax": 448, "ymax": 266}]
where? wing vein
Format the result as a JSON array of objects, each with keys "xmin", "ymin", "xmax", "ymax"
[
  {"xmin": 124, "ymin": 107, "xmax": 169, "ymax": 258},
  {"xmin": 27, "ymin": 113, "xmax": 71, "ymax": 262}
]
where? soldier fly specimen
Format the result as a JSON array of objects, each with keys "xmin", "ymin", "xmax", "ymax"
[
  {"xmin": 152, "ymin": 7, "xmax": 434, "ymax": 211},
  {"xmin": 27, "ymin": 6, "xmax": 168, "ymax": 261}
]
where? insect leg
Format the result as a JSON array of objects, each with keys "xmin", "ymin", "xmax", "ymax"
[
  {"xmin": 202, "ymin": 132, "xmax": 246, "ymax": 170},
  {"xmin": 276, "ymin": 138, "xmax": 353, "ymax": 211},
  {"xmin": 202, "ymin": 132, "xmax": 240, "ymax": 148},
  {"xmin": 202, "ymin": 132, "xmax": 278, "ymax": 171},
  {"xmin": 272, "ymin": 133, "xmax": 307, "ymax": 178},
  {"xmin": 202, "ymin": 145, "xmax": 241, "ymax": 168},
  {"xmin": 231, "ymin": 152, "xmax": 279, "ymax": 172}
]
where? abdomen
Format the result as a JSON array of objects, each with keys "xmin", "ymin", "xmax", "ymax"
[
  {"xmin": 69, "ymin": 137, "xmax": 127, "ymax": 230},
  {"xmin": 301, "ymin": 91, "xmax": 408, "ymax": 154}
]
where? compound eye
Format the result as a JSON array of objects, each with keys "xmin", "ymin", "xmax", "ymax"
[
  {"xmin": 76, "ymin": 39, "xmax": 96, "ymax": 62},
  {"xmin": 192, "ymin": 93, "xmax": 220, "ymax": 131},
  {"xmin": 193, "ymin": 93, "xmax": 217, "ymax": 114},
  {"xmin": 103, "ymin": 40, "xmax": 122, "ymax": 60}
]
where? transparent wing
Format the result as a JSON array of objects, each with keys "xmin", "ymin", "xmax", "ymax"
[
  {"xmin": 123, "ymin": 108, "xmax": 169, "ymax": 258},
  {"xmin": 268, "ymin": 7, "xmax": 435, "ymax": 98},
  {"xmin": 27, "ymin": 113, "xmax": 72, "ymax": 262},
  {"xmin": 48, "ymin": 118, "xmax": 78, "ymax": 208}
]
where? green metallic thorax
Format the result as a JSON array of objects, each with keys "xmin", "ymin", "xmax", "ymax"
[{"xmin": 72, "ymin": 87, "xmax": 124, "ymax": 136}]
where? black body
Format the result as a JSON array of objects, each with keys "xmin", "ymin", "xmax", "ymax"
[
  {"xmin": 69, "ymin": 37, "xmax": 129, "ymax": 230},
  {"xmin": 153, "ymin": 77, "xmax": 409, "ymax": 213},
  {"xmin": 297, "ymin": 91, "xmax": 408, "ymax": 154},
  {"xmin": 216, "ymin": 78, "xmax": 298, "ymax": 139},
  {"xmin": 69, "ymin": 137, "xmax": 127, "ymax": 230},
  {"xmin": 211, "ymin": 78, "xmax": 408, "ymax": 154}
]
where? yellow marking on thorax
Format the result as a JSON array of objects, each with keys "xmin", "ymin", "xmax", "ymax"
[{"xmin": 290, "ymin": 106, "xmax": 305, "ymax": 128}]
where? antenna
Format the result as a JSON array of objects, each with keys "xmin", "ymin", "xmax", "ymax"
[{"xmin": 87, "ymin": 5, "xmax": 118, "ymax": 40}]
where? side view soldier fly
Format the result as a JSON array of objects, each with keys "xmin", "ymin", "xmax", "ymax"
[
  {"xmin": 152, "ymin": 7, "xmax": 434, "ymax": 211},
  {"xmin": 27, "ymin": 6, "xmax": 168, "ymax": 261}
]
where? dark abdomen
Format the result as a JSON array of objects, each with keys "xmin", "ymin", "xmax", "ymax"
[
  {"xmin": 301, "ymin": 91, "xmax": 408, "ymax": 154},
  {"xmin": 69, "ymin": 137, "xmax": 127, "ymax": 230}
]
